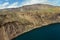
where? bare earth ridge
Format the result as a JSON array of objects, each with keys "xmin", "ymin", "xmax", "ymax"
[{"xmin": 0, "ymin": 4, "xmax": 60, "ymax": 40}]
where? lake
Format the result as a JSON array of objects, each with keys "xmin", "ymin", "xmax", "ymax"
[{"xmin": 12, "ymin": 23, "xmax": 60, "ymax": 40}]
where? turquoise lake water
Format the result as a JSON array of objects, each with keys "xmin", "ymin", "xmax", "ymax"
[{"xmin": 12, "ymin": 23, "xmax": 60, "ymax": 40}]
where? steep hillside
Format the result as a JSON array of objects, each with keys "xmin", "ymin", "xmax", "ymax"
[{"xmin": 0, "ymin": 4, "xmax": 60, "ymax": 40}]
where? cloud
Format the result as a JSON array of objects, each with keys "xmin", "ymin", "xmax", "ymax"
[
  {"xmin": 0, "ymin": 2, "xmax": 19, "ymax": 9},
  {"xmin": 0, "ymin": 2, "xmax": 9, "ymax": 9},
  {"xmin": 2, "ymin": 2, "xmax": 9, "ymax": 6},
  {"xmin": 21, "ymin": 0, "xmax": 48, "ymax": 6},
  {"xmin": 47, "ymin": 0, "xmax": 60, "ymax": 6},
  {"xmin": 7, "ymin": 2, "xmax": 19, "ymax": 8},
  {"xmin": 29, "ymin": 0, "xmax": 48, "ymax": 4}
]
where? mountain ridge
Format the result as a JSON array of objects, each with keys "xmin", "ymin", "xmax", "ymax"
[{"xmin": 0, "ymin": 4, "xmax": 59, "ymax": 10}]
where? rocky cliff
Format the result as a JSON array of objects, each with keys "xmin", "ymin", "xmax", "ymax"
[{"xmin": 0, "ymin": 4, "xmax": 60, "ymax": 40}]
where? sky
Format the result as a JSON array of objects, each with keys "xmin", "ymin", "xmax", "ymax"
[{"xmin": 0, "ymin": 0, "xmax": 60, "ymax": 9}]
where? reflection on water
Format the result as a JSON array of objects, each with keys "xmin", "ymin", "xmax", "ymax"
[{"xmin": 12, "ymin": 23, "xmax": 60, "ymax": 40}]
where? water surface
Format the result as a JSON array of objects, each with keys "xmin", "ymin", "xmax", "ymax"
[{"xmin": 13, "ymin": 23, "xmax": 60, "ymax": 40}]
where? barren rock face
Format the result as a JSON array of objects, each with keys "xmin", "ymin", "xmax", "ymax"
[
  {"xmin": 0, "ymin": 4, "xmax": 60, "ymax": 40},
  {"xmin": 4, "ymin": 21, "xmax": 24, "ymax": 39}
]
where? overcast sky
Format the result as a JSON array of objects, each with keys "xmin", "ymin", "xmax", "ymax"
[{"xmin": 0, "ymin": 0, "xmax": 60, "ymax": 9}]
